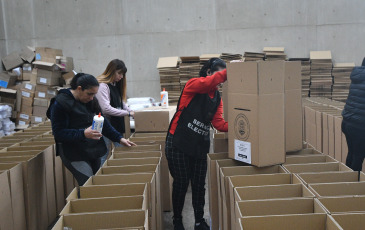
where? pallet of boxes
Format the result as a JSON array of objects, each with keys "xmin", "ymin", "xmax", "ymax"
[{"xmin": 207, "ymin": 59, "xmax": 365, "ymax": 230}]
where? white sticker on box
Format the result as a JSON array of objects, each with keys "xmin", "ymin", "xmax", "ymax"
[
  {"xmin": 21, "ymin": 91, "xmax": 31, "ymax": 98},
  {"xmin": 19, "ymin": 121, "xmax": 26, "ymax": 125},
  {"xmin": 40, "ymin": 78, "xmax": 47, "ymax": 84},
  {"xmin": 20, "ymin": 114, "xmax": 29, "ymax": 120},
  {"xmin": 47, "ymin": 90, "xmax": 56, "ymax": 95},
  {"xmin": 35, "ymin": 117, "xmax": 42, "ymax": 122},
  {"xmin": 38, "ymin": 92, "xmax": 46, "ymax": 98},
  {"xmin": 25, "ymin": 84, "xmax": 33, "ymax": 90},
  {"xmin": 234, "ymin": 139, "xmax": 251, "ymax": 164}
]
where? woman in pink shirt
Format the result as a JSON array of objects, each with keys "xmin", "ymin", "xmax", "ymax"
[{"xmin": 96, "ymin": 59, "xmax": 134, "ymax": 164}]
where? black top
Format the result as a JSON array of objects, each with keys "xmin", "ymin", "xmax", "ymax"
[{"xmin": 107, "ymin": 83, "xmax": 125, "ymax": 134}]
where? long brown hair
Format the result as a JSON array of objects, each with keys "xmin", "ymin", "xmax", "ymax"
[{"xmin": 97, "ymin": 59, "xmax": 127, "ymax": 102}]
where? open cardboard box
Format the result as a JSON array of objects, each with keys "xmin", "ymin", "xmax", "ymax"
[
  {"xmin": 283, "ymin": 162, "xmax": 352, "ymax": 174},
  {"xmin": 60, "ymin": 196, "xmax": 147, "ymax": 215},
  {"xmin": 235, "ymin": 198, "xmax": 326, "ymax": 230},
  {"xmin": 207, "ymin": 153, "xmax": 228, "ymax": 230},
  {"xmin": 284, "ymin": 155, "xmax": 337, "ymax": 165},
  {"xmin": 213, "ymin": 134, "xmax": 228, "ymax": 153},
  {"xmin": 309, "ymin": 182, "xmax": 365, "ymax": 197},
  {"xmin": 318, "ymin": 196, "xmax": 365, "ymax": 214},
  {"xmin": 330, "ymin": 213, "xmax": 365, "ymax": 230},
  {"xmin": 105, "ymin": 157, "xmax": 161, "ymax": 167},
  {"xmin": 226, "ymin": 173, "xmax": 292, "ymax": 230},
  {"xmin": 97, "ymin": 164, "xmax": 159, "ymax": 175},
  {"xmin": 238, "ymin": 213, "xmax": 340, "ymax": 230},
  {"xmin": 53, "ymin": 210, "xmax": 149, "ymax": 230},
  {"xmin": 286, "ymin": 148, "xmax": 322, "ymax": 155},
  {"xmin": 0, "ymin": 170, "xmax": 15, "ymax": 230},
  {"xmin": 294, "ymin": 171, "xmax": 365, "ymax": 186},
  {"xmin": 133, "ymin": 106, "xmax": 176, "ymax": 133},
  {"xmin": 114, "ymin": 144, "xmax": 161, "ymax": 153},
  {"xmin": 111, "ymin": 151, "xmax": 162, "ymax": 159}
]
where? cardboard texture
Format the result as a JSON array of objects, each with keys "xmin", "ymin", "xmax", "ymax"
[
  {"xmin": 0, "ymin": 72, "xmax": 17, "ymax": 88},
  {"xmin": 238, "ymin": 214, "xmax": 339, "ymax": 230},
  {"xmin": 99, "ymin": 164, "xmax": 158, "ymax": 175},
  {"xmin": 331, "ymin": 213, "xmax": 365, "ymax": 230},
  {"xmin": 35, "ymin": 47, "xmax": 63, "ymax": 63},
  {"xmin": 318, "ymin": 196, "xmax": 365, "ymax": 214},
  {"xmin": 284, "ymin": 155, "xmax": 337, "ymax": 165},
  {"xmin": 134, "ymin": 106, "xmax": 176, "ymax": 132},
  {"xmin": 0, "ymin": 171, "xmax": 14, "ymax": 230},
  {"xmin": 283, "ymin": 162, "xmax": 352, "ymax": 173},
  {"xmin": 286, "ymin": 148, "xmax": 322, "ymax": 155},
  {"xmin": 21, "ymin": 82, "xmax": 36, "ymax": 93},
  {"xmin": 2, "ymin": 52, "xmax": 23, "ymax": 71},
  {"xmin": 20, "ymin": 47, "xmax": 35, "ymax": 63},
  {"xmin": 106, "ymin": 157, "xmax": 160, "ymax": 167},
  {"xmin": 294, "ymin": 171, "xmax": 364, "ymax": 186},
  {"xmin": 309, "ymin": 182, "xmax": 365, "ymax": 197},
  {"xmin": 227, "ymin": 61, "xmax": 285, "ymax": 166},
  {"xmin": 112, "ymin": 151, "xmax": 162, "ymax": 159},
  {"xmin": 207, "ymin": 153, "xmax": 228, "ymax": 230},
  {"xmin": 114, "ymin": 144, "xmax": 161, "ymax": 152},
  {"xmin": 52, "ymin": 210, "xmax": 148, "ymax": 230},
  {"xmin": 213, "ymin": 135, "xmax": 228, "ymax": 153},
  {"xmin": 54, "ymin": 155, "xmax": 65, "ymax": 214},
  {"xmin": 32, "ymin": 105, "xmax": 48, "ymax": 117},
  {"xmin": 285, "ymin": 61, "xmax": 303, "ymax": 152},
  {"xmin": 22, "ymin": 64, "xmax": 33, "ymax": 81}
]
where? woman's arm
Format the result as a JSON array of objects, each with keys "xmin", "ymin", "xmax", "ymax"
[
  {"xmin": 211, "ymin": 99, "xmax": 228, "ymax": 132},
  {"xmin": 51, "ymin": 101, "xmax": 86, "ymax": 142},
  {"xmin": 102, "ymin": 118, "xmax": 123, "ymax": 142},
  {"xmin": 96, "ymin": 83, "xmax": 129, "ymax": 117},
  {"xmin": 183, "ymin": 69, "xmax": 227, "ymax": 94}
]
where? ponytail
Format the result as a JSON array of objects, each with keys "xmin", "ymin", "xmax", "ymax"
[{"xmin": 70, "ymin": 73, "xmax": 99, "ymax": 90}]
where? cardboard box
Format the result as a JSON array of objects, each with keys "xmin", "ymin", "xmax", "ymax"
[
  {"xmin": 35, "ymin": 47, "xmax": 63, "ymax": 63},
  {"xmin": 60, "ymin": 196, "xmax": 146, "ymax": 215},
  {"xmin": 318, "ymin": 196, "xmax": 365, "ymax": 214},
  {"xmin": 2, "ymin": 52, "xmax": 23, "ymax": 71},
  {"xmin": 304, "ymin": 106, "xmax": 317, "ymax": 148},
  {"xmin": 331, "ymin": 213, "xmax": 365, "ymax": 230},
  {"xmin": 207, "ymin": 153, "xmax": 228, "ymax": 230},
  {"xmin": 309, "ymin": 182, "xmax": 365, "ymax": 197},
  {"xmin": 18, "ymin": 111, "xmax": 32, "ymax": 121},
  {"xmin": 21, "ymin": 82, "xmax": 36, "ymax": 93},
  {"xmin": 31, "ymin": 116, "xmax": 47, "ymax": 124},
  {"xmin": 213, "ymin": 134, "xmax": 228, "ymax": 153},
  {"xmin": 34, "ymin": 98, "xmax": 50, "ymax": 107},
  {"xmin": 21, "ymin": 90, "xmax": 35, "ymax": 99},
  {"xmin": 106, "ymin": 157, "xmax": 160, "ymax": 167},
  {"xmin": 284, "ymin": 155, "xmax": 337, "ymax": 165},
  {"xmin": 227, "ymin": 61, "xmax": 285, "ymax": 166},
  {"xmin": 0, "ymin": 171, "xmax": 15, "ymax": 229},
  {"xmin": 57, "ymin": 56, "xmax": 74, "ymax": 72},
  {"xmin": 238, "ymin": 214, "xmax": 338, "ymax": 230},
  {"xmin": 283, "ymin": 162, "xmax": 352, "ymax": 173},
  {"xmin": 62, "ymin": 71, "xmax": 75, "ymax": 86},
  {"xmin": 32, "ymin": 105, "xmax": 48, "ymax": 117},
  {"xmin": 98, "ymin": 164, "xmax": 158, "ymax": 175},
  {"xmin": 134, "ymin": 106, "xmax": 176, "ymax": 132},
  {"xmin": 20, "ymin": 47, "xmax": 35, "ymax": 63},
  {"xmin": 286, "ymin": 148, "xmax": 322, "ymax": 155},
  {"xmin": 112, "ymin": 151, "xmax": 162, "ymax": 159},
  {"xmin": 0, "ymin": 72, "xmax": 17, "ymax": 88},
  {"xmin": 21, "ymin": 96, "xmax": 34, "ymax": 107},
  {"xmin": 52, "ymin": 210, "xmax": 149, "ymax": 230},
  {"xmin": 334, "ymin": 116, "xmax": 343, "ymax": 161},
  {"xmin": 294, "ymin": 171, "xmax": 365, "ymax": 186},
  {"xmin": 285, "ymin": 61, "xmax": 303, "ymax": 152},
  {"xmin": 30, "ymin": 68, "xmax": 37, "ymax": 84},
  {"xmin": 36, "ymin": 74, "xmax": 60, "ymax": 86},
  {"xmin": 114, "ymin": 144, "xmax": 161, "ymax": 153},
  {"xmin": 0, "ymin": 88, "xmax": 17, "ymax": 106}
]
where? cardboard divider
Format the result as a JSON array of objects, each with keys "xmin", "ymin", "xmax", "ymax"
[
  {"xmin": 0, "ymin": 150, "xmax": 41, "ymax": 157},
  {"xmin": 330, "ymin": 213, "xmax": 365, "ymax": 229},
  {"xmin": 309, "ymin": 182, "xmax": 365, "ymax": 197},
  {"xmin": 60, "ymin": 196, "xmax": 146, "ymax": 215},
  {"xmin": 207, "ymin": 153, "xmax": 229, "ymax": 230},
  {"xmin": 114, "ymin": 144, "xmax": 161, "ymax": 153},
  {"xmin": 238, "ymin": 214, "xmax": 340, "ymax": 230},
  {"xmin": 294, "ymin": 171, "xmax": 365, "ymax": 186},
  {"xmin": 0, "ymin": 171, "xmax": 15, "ymax": 230},
  {"xmin": 112, "ymin": 151, "xmax": 162, "ymax": 159},
  {"xmin": 286, "ymin": 148, "xmax": 322, "ymax": 155},
  {"xmin": 284, "ymin": 155, "xmax": 337, "ymax": 165},
  {"xmin": 235, "ymin": 198, "xmax": 326, "ymax": 230},
  {"xmin": 318, "ymin": 196, "xmax": 365, "ymax": 214},
  {"xmin": 131, "ymin": 132, "xmax": 167, "ymax": 137},
  {"xmin": 106, "ymin": 157, "xmax": 161, "ymax": 167},
  {"xmin": 98, "ymin": 164, "xmax": 158, "ymax": 175},
  {"xmin": 52, "ymin": 210, "xmax": 149, "ymax": 230},
  {"xmin": 283, "ymin": 162, "xmax": 352, "ymax": 173}
]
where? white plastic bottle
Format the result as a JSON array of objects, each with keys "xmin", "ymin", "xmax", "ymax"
[
  {"xmin": 161, "ymin": 88, "xmax": 169, "ymax": 108},
  {"xmin": 92, "ymin": 112, "xmax": 104, "ymax": 133}
]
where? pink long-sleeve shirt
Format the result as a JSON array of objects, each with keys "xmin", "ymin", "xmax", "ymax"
[{"xmin": 95, "ymin": 83, "xmax": 131, "ymax": 118}]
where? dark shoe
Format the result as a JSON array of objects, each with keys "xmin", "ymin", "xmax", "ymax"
[
  {"xmin": 173, "ymin": 217, "xmax": 185, "ymax": 230},
  {"xmin": 194, "ymin": 219, "xmax": 210, "ymax": 230}
]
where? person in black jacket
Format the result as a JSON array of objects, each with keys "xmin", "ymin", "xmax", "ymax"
[
  {"xmin": 49, "ymin": 73, "xmax": 136, "ymax": 186},
  {"xmin": 342, "ymin": 58, "xmax": 365, "ymax": 171}
]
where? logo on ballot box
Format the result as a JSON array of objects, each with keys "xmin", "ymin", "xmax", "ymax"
[{"xmin": 234, "ymin": 113, "xmax": 250, "ymax": 141}]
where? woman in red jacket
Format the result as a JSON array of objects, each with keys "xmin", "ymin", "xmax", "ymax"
[{"xmin": 166, "ymin": 58, "xmax": 228, "ymax": 230}]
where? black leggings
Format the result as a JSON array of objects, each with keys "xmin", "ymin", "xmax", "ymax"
[
  {"xmin": 165, "ymin": 133, "xmax": 207, "ymax": 222},
  {"xmin": 342, "ymin": 121, "xmax": 365, "ymax": 171},
  {"xmin": 60, "ymin": 153, "xmax": 101, "ymax": 186}
]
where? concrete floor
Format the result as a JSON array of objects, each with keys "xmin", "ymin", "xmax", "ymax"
[{"xmin": 163, "ymin": 183, "xmax": 210, "ymax": 230}]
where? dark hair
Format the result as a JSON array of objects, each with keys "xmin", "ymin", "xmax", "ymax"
[
  {"xmin": 199, "ymin": 58, "xmax": 226, "ymax": 77},
  {"xmin": 70, "ymin": 73, "xmax": 99, "ymax": 90}
]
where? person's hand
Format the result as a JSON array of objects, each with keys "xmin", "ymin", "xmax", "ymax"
[
  {"xmin": 84, "ymin": 126, "xmax": 102, "ymax": 140},
  {"xmin": 120, "ymin": 138, "xmax": 137, "ymax": 147},
  {"xmin": 129, "ymin": 111, "xmax": 135, "ymax": 118}
]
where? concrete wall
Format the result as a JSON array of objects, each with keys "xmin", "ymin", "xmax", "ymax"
[{"xmin": 1, "ymin": 0, "xmax": 365, "ymax": 99}]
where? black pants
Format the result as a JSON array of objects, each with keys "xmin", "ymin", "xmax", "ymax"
[
  {"xmin": 342, "ymin": 121, "xmax": 365, "ymax": 171},
  {"xmin": 60, "ymin": 153, "xmax": 101, "ymax": 186},
  {"xmin": 165, "ymin": 133, "xmax": 207, "ymax": 222}
]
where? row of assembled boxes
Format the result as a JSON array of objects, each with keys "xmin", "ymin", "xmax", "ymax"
[{"xmin": 209, "ymin": 140, "xmax": 365, "ymax": 230}]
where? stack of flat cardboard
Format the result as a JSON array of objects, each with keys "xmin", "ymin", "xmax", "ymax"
[
  {"xmin": 243, "ymin": 52, "xmax": 265, "ymax": 62},
  {"xmin": 263, "ymin": 47, "xmax": 287, "ymax": 61},
  {"xmin": 289, "ymin": 58, "xmax": 311, "ymax": 97},
  {"xmin": 157, "ymin": 57, "xmax": 181, "ymax": 104},
  {"xmin": 199, "ymin": 54, "xmax": 220, "ymax": 66},
  {"xmin": 332, "ymin": 63, "xmax": 355, "ymax": 102},
  {"xmin": 310, "ymin": 51, "xmax": 333, "ymax": 99},
  {"xmin": 179, "ymin": 56, "xmax": 201, "ymax": 89},
  {"xmin": 220, "ymin": 53, "xmax": 243, "ymax": 63}
]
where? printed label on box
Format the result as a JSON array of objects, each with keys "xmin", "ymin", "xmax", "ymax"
[
  {"xmin": 19, "ymin": 121, "xmax": 26, "ymax": 125},
  {"xmin": 47, "ymin": 90, "xmax": 56, "ymax": 95},
  {"xmin": 0, "ymin": 80, "xmax": 8, "ymax": 88},
  {"xmin": 35, "ymin": 117, "xmax": 43, "ymax": 122},
  {"xmin": 40, "ymin": 78, "xmax": 47, "ymax": 84},
  {"xmin": 38, "ymin": 92, "xmax": 46, "ymax": 98},
  {"xmin": 25, "ymin": 84, "xmax": 33, "ymax": 90},
  {"xmin": 234, "ymin": 139, "xmax": 251, "ymax": 164},
  {"xmin": 21, "ymin": 91, "xmax": 31, "ymax": 98},
  {"xmin": 20, "ymin": 114, "xmax": 29, "ymax": 120},
  {"xmin": 23, "ymin": 66, "xmax": 32, "ymax": 72}
]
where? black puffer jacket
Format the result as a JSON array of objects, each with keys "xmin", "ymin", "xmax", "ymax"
[{"xmin": 342, "ymin": 61, "xmax": 365, "ymax": 130}]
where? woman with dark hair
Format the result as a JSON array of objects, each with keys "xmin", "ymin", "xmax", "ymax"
[
  {"xmin": 166, "ymin": 58, "xmax": 228, "ymax": 230},
  {"xmin": 48, "ymin": 73, "xmax": 135, "ymax": 186},
  {"xmin": 96, "ymin": 59, "xmax": 134, "ymax": 163}
]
